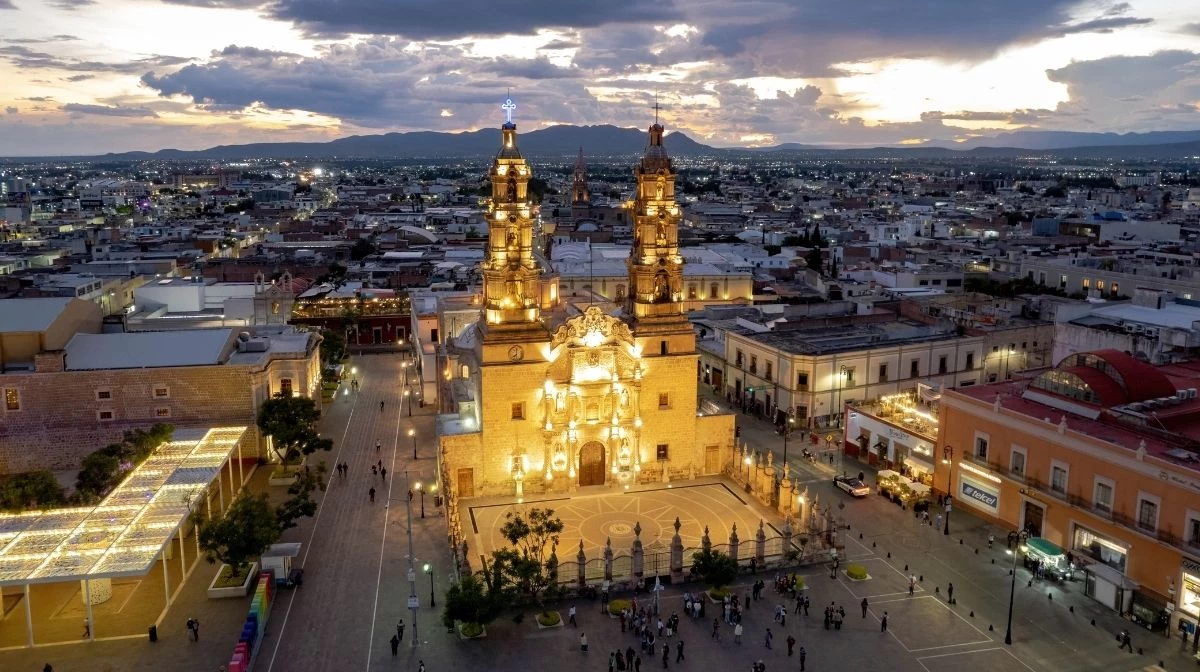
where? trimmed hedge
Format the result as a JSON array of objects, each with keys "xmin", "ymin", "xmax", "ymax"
[
  {"xmin": 845, "ymin": 564, "xmax": 868, "ymax": 580},
  {"xmin": 536, "ymin": 611, "xmax": 561, "ymax": 626},
  {"xmin": 608, "ymin": 598, "xmax": 631, "ymax": 615}
]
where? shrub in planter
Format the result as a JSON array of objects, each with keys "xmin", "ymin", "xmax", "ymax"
[
  {"xmin": 707, "ymin": 586, "xmax": 731, "ymax": 601},
  {"xmin": 607, "ymin": 598, "xmax": 631, "ymax": 616},
  {"xmin": 794, "ymin": 576, "xmax": 806, "ymax": 591},
  {"xmin": 845, "ymin": 564, "xmax": 868, "ymax": 580},
  {"xmin": 459, "ymin": 622, "xmax": 484, "ymax": 638},
  {"xmin": 536, "ymin": 611, "xmax": 561, "ymax": 627}
]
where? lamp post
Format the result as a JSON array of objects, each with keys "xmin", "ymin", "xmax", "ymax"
[
  {"xmin": 402, "ymin": 360, "xmax": 409, "ymax": 387},
  {"xmin": 942, "ymin": 446, "xmax": 954, "ymax": 536},
  {"xmin": 743, "ymin": 455, "xmax": 752, "ymax": 490},
  {"xmin": 415, "ymin": 482, "xmax": 425, "ymax": 519},
  {"xmin": 423, "ymin": 562, "xmax": 436, "ymax": 607},
  {"xmin": 404, "ymin": 470, "xmax": 419, "ymax": 649},
  {"xmin": 404, "ymin": 389, "xmax": 412, "ymax": 417},
  {"xmin": 409, "ymin": 428, "xmax": 417, "ymax": 460},
  {"xmin": 781, "ymin": 415, "xmax": 796, "ymax": 466},
  {"xmin": 836, "ymin": 365, "xmax": 848, "ymax": 428},
  {"xmin": 1004, "ymin": 531, "xmax": 1029, "ymax": 645}
]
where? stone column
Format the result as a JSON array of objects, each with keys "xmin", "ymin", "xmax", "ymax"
[
  {"xmin": 632, "ymin": 521, "xmax": 644, "ymax": 582},
  {"xmin": 729, "ymin": 524, "xmax": 740, "ymax": 564},
  {"xmin": 781, "ymin": 516, "xmax": 794, "ymax": 562},
  {"xmin": 779, "ymin": 472, "xmax": 794, "ymax": 516},
  {"xmin": 755, "ymin": 520, "xmax": 766, "ymax": 566},
  {"xmin": 577, "ymin": 540, "xmax": 587, "ymax": 588},
  {"xmin": 669, "ymin": 517, "xmax": 684, "ymax": 583},
  {"xmin": 547, "ymin": 544, "xmax": 559, "ymax": 584},
  {"xmin": 701, "ymin": 525, "xmax": 712, "ymax": 553},
  {"xmin": 81, "ymin": 578, "xmax": 112, "ymax": 605},
  {"xmin": 460, "ymin": 540, "xmax": 471, "ymax": 576},
  {"xmin": 604, "ymin": 537, "xmax": 614, "ymax": 582}
]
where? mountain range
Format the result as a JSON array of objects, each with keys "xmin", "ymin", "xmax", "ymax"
[{"xmin": 4, "ymin": 126, "xmax": 1198, "ymax": 161}]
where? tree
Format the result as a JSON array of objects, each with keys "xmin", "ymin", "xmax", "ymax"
[
  {"xmin": 256, "ymin": 393, "xmax": 333, "ymax": 466},
  {"xmin": 442, "ymin": 574, "xmax": 502, "ymax": 630},
  {"xmin": 349, "ymin": 237, "xmax": 376, "ymax": 261},
  {"xmin": 805, "ymin": 247, "xmax": 824, "ymax": 274},
  {"xmin": 488, "ymin": 507, "xmax": 563, "ymax": 605},
  {"xmin": 318, "ymin": 328, "xmax": 346, "ymax": 365},
  {"xmin": 197, "ymin": 492, "xmax": 279, "ymax": 574},
  {"xmin": 276, "ymin": 463, "xmax": 326, "ymax": 532},
  {"xmin": 75, "ymin": 424, "xmax": 174, "ymax": 502},
  {"xmin": 0, "ymin": 471, "xmax": 65, "ymax": 512},
  {"xmin": 691, "ymin": 548, "xmax": 738, "ymax": 589}
]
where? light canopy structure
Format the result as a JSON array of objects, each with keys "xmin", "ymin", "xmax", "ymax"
[{"xmin": 0, "ymin": 426, "xmax": 248, "ymax": 586}]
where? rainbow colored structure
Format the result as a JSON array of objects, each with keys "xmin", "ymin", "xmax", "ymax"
[{"xmin": 226, "ymin": 569, "xmax": 276, "ymax": 672}]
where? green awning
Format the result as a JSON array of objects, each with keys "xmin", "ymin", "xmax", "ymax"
[{"xmin": 1026, "ymin": 537, "xmax": 1065, "ymax": 557}]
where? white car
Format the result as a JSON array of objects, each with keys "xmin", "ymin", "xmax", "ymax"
[{"xmin": 834, "ymin": 476, "xmax": 870, "ymax": 497}]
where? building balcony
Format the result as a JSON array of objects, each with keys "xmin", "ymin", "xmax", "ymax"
[{"xmin": 962, "ymin": 451, "xmax": 1003, "ymax": 472}]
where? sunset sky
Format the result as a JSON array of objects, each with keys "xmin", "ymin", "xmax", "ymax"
[{"xmin": 1, "ymin": 0, "xmax": 1198, "ymax": 155}]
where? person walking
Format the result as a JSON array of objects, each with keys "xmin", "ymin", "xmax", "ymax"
[
  {"xmin": 711, "ymin": 618, "xmax": 720, "ymax": 640},
  {"xmin": 569, "ymin": 604, "xmax": 578, "ymax": 627},
  {"xmin": 1119, "ymin": 630, "xmax": 1134, "ymax": 652},
  {"xmin": 43, "ymin": 665, "xmax": 52, "ymax": 672},
  {"xmin": 372, "ymin": 465, "xmax": 378, "ymax": 477},
  {"xmin": 675, "ymin": 640, "xmax": 684, "ymax": 663},
  {"xmin": 418, "ymin": 661, "xmax": 425, "ymax": 672},
  {"xmin": 798, "ymin": 646, "xmax": 806, "ymax": 671},
  {"xmin": 861, "ymin": 597, "xmax": 869, "ymax": 618},
  {"xmin": 376, "ymin": 439, "xmax": 381, "ymax": 453},
  {"xmin": 580, "ymin": 632, "xmax": 589, "ymax": 652},
  {"xmin": 764, "ymin": 627, "xmax": 773, "ymax": 649},
  {"xmin": 908, "ymin": 575, "xmax": 916, "ymax": 597},
  {"xmin": 610, "ymin": 651, "xmax": 617, "ymax": 672},
  {"xmin": 190, "ymin": 617, "xmax": 199, "ymax": 641},
  {"xmin": 390, "ymin": 634, "xmax": 399, "ymax": 656},
  {"xmin": 734, "ymin": 622, "xmax": 743, "ymax": 645},
  {"xmin": 626, "ymin": 647, "xmax": 635, "ymax": 670},
  {"xmin": 635, "ymin": 655, "xmax": 642, "ymax": 672},
  {"xmin": 947, "ymin": 582, "xmax": 954, "ymax": 604},
  {"xmin": 661, "ymin": 642, "xmax": 669, "ymax": 669},
  {"xmin": 369, "ymin": 486, "xmax": 376, "ymax": 503},
  {"xmin": 380, "ymin": 466, "xmax": 387, "ymax": 481},
  {"xmin": 397, "ymin": 619, "xmax": 405, "ymax": 641},
  {"xmin": 380, "ymin": 400, "xmax": 385, "ymax": 412},
  {"xmin": 786, "ymin": 634, "xmax": 795, "ymax": 656},
  {"xmin": 935, "ymin": 513, "xmax": 942, "ymax": 530},
  {"xmin": 880, "ymin": 611, "xmax": 888, "ymax": 632}
]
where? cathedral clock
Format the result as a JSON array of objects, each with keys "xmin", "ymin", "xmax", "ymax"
[{"xmin": 508, "ymin": 345, "xmax": 524, "ymax": 362}]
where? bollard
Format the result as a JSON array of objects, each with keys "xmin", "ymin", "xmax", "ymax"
[
  {"xmin": 989, "ymin": 625, "xmax": 993, "ymax": 631},
  {"xmin": 860, "ymin": 533, "xmax": 863, "ymax": 539},
  {"xmin": 1048, "ymin": 593, "xmax": 1052, "ymax": 601},
  {"xmin": 935, "ymin": 586, "xmax": 940, "ymax": 594},
  {"xmin": 887, "ymin": 552, "xmax": 891, "ymax": 558},
  {"xmin": 904, "ymin": 564, "xmax": 909, "ymax": 571},
  {"xmin": 919, "ymin": 575, "xmax": 923, "ymax": 582},
  {"xmin": 960, "ymin": 539, "xmax": 964, "ymax": 545},
  {"xmin": 974, "ymin": 549, "xmax": 979, "ymax": 554},
  {"xmin": 969, "ymin": 611, "xmax": 974, "ymax": 617},
  {"xmin": 1069, "ymin": 606, "xmax": 1073, "ymax": 613},
  {"xmin": 1091, "ymin": 619, "xmax": 1096, "ymax": 626},
  {"xmin": 1028, "ymin": 580, "xmax": 1033, "ymax": 587},
  {"xmin": 872, "ymin": 541, "xmax": 876, "ymax": 548},
  {"xmin": 991, "ymin": 559, "xmax": 995, "ymax": 564}
]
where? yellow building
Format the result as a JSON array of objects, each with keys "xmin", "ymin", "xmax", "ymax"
[{"xmin": 437, "ymin": 102, "xmax": 736, "ymax": 504}]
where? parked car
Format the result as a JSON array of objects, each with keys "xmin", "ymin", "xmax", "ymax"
[{"xmin": 833, "ymin": 476, "xmax": 870, "ymax": 497}]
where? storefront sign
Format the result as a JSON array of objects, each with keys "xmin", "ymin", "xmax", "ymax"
[
  {"xmin": 1183, "ymin": 557, "xmax": 1200, "ymax": 574},
  {"xmin": 959, "ymin": 475, "xmax": 1000, "ymax": 513}
]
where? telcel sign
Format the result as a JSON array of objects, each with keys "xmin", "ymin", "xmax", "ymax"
[{"xmin": 960, "ymin": 477, "xmax": 1000, "ymax": 513}]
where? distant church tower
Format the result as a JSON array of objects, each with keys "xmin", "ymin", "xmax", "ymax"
[
  {"xmin": 480, "ymin": 97, "xmax": 556, "ymax": 345},
  {"xmin": 626, "ymin": 106, "xmax": 691, "ymax": 342},
  {"xmin": 570, "ymin": 147, "xmax": 591, "ymax": 219}
]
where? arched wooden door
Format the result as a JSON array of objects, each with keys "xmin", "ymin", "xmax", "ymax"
[{"xmin": 578, "ymin": 441, "xmax": 606, "ymax": 486}]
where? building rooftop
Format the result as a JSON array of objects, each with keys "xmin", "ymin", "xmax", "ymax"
[
  {"xmin": 0, "ymin": 297, "xmax": 73, "ymax": 333},
  {"xmin": 65, "ymin": 329, "xmax": 234, "ymax": 370},
  {"xmin": 732, "ymin": 320, "xmax": 959, "ymax": 355}
]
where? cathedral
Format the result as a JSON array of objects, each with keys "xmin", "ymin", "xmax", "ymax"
[{"xmin": 436, "ymin": 100, "xmax": 736, "ymax": 503}]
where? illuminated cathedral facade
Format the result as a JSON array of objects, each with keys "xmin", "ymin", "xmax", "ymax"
[{"xmin": 437, "ymin": 100, "xmax": 736, "ymax": 503}]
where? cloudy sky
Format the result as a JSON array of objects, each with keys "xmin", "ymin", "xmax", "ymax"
[{"xmin": 0, "ymin": 0, "xmax": 1198, "ymax": 155}]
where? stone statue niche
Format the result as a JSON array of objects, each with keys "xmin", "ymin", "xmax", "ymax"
[
  {"xmin": 654, "ymin": 270, "xmax": 670, "ymax": 302},
  {"xmin": 506, "ymin": 175, "xmax": 518, "ymax": 202}
]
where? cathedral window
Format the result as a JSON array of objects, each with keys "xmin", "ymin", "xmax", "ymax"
[
  {"xmin": 656, "ymin": 444, "xmax": 669, "ymax": 461},
  {"xmin": 710, "ymin": 283, "xmax": 719, "ymax": 299},
  {"xmin": 658, "ymin": 392, "xmax": 670, "ymax": 409},
  {"xmin": 511, "ymin": 402, "xmax": 525, "ymax": 420},
  {"xmin": 660, "ymin": 340, "xmax": 668, "ymax": 355},
  {"xmin": 688, "ymin": 284, "xmax": 697, "ymax": 300}
]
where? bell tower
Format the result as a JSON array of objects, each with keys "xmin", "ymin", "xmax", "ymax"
[
  {"xmin": 480, "ymin": 97, "xmax": 552, "ymax": 342},
  {"xmin": 626, "ymin": 106, "xmax": 690, "ymax": 340},
  {"xmin": 570, "ymin": 146, "xmax": 590, "ymax": 211}
]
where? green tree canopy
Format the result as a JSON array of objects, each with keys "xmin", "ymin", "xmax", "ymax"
[
  {"xmin": 442, "ymin": 574, "xmax": 502, "ymax": 629},
  {"xmin": 692, "ymin": 548, "xmax": 738, "ymax": 589},
  {"xmin": 257, "ymin": 393, "xmax": 333, "ymax": 465},
  {"xmin": 197, "ymin": 492, "xmax": 279, "ymax": 574},
  {"xmin": 488, "ymin": 507, "xmax": 563, "ymax": 605}
]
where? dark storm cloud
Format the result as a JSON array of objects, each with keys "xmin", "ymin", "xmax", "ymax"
[
  {"xmin": 267, "ymin": 0, "xmax": 682, "ymax": 40},
  {"xmin": 1046, "ymin": 50, "xmax": 1200, "ymax": 129},
  {"xmin": 62, "ymin": 103, "xmax": 159, "ymax": 117},
  {"xmin": 922, "ymin": 109, "xmax": 1060, "ymax": 123},
  {"xmin": 216, "ymin": 45, "xmax": 301, "ymax": 59},
  {"xmin": 0, "ymin": 0, "xmax": 16, "ymax": 8},
  {"xmin": 160, "ymin": 0, "xmax": 265, "ymax": 7},
  {"xmin": 1182, "ymin": 23, "xmax": 1200, "ymax": 36},
  {"xmin": 0, "ymin": 46, "xmax": 191, "ymax": 73},
  {"xmin": 4, "ymin": 35, "xmax": 81, "ymax": 43},
  {"xmin": 63, "ymin": 74, "xmax": 94, "ymax": 81},
  {"xmin": 481, "ymin": 57, "xmax": 583, "ymax": 80},
  {"xmin": 5, "ymin": 106, "xmax": 17, "ymax": 114}
]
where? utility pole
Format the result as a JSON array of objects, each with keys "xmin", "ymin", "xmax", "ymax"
[{"xmin": 405, "ymin": 470, "xmax": 419, "ymax": 648}]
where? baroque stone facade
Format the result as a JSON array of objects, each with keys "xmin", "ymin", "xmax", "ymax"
[{"xmin": 438, "ymin": 105, "xmax": 735, "ymax": 506}]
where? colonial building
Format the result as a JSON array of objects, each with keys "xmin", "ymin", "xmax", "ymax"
[
  {"xmin": 437, "ymin": 103, "xmax": 736, "ymax": 504},
  {"xmin": 937, "ymin": 351, "xmax": 1200, "ymax": 633}
]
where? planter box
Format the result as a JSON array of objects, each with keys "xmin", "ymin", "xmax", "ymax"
[
  {"xmin": 269, "ymin": 461, "xmax": 305, "ymax": 487},
  {"xmin": 207, "ymin": 562, "xmax": 258, "ymax": 599},
  {"xmin": 707, "ymin": 590, "xmax": 732, "ymax": 604},
  {"xmin": 458, "ymin": 624, "xmax": 487, "ymax": 640},
  {"xmin": 535, "ymin": 611, "xmax": 563, "ymax": 629},
  {"xmin": 842, "ymin": 570, "xmax": 872, "ymax": 582}
]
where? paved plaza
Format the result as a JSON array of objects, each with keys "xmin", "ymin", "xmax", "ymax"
[
  {"xmin": 0, "ymin": 360, "xmax": 1191, "ymax": 672},
  {"xmin": 467, "ymin": 481, "xmax": 774, "ymax": 561}
]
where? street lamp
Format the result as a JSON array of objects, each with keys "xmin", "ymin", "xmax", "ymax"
[
  {"xmin": 415, "ymin": 481, "xmax": 425, "ymax": 518},
  {"xmin": 942, "ymin": 446, "xmax": 954, "ymax": 536},
  {"xmin": 743, "ymin": 454, "xmax": 752, "ymax": 490},
  {"xmin": 409, "ymin": 428, "xmax": 417, "ymax": 460},
  {"xmin": 1004, "ymin": 531, "xmax": 1029, "ymax": 645},
  {"xmin": 781, "ymin": 415, "xmax": 796, "ymax": 465},
  {"xmin": 404, "ymin": 389, "xmax": 412, "ymax": 417},
  {"xmin": 423, "ymin": 562, "xmax": 436, "ymax": 607},
  {"xmin": 402, "ymin": 360, "xmax": 409, "ymax": 387}
]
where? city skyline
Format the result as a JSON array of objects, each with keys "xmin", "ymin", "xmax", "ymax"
[{"xmin": 0, "ymin": 0, "xmax": 1198, "ymax": 155}]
